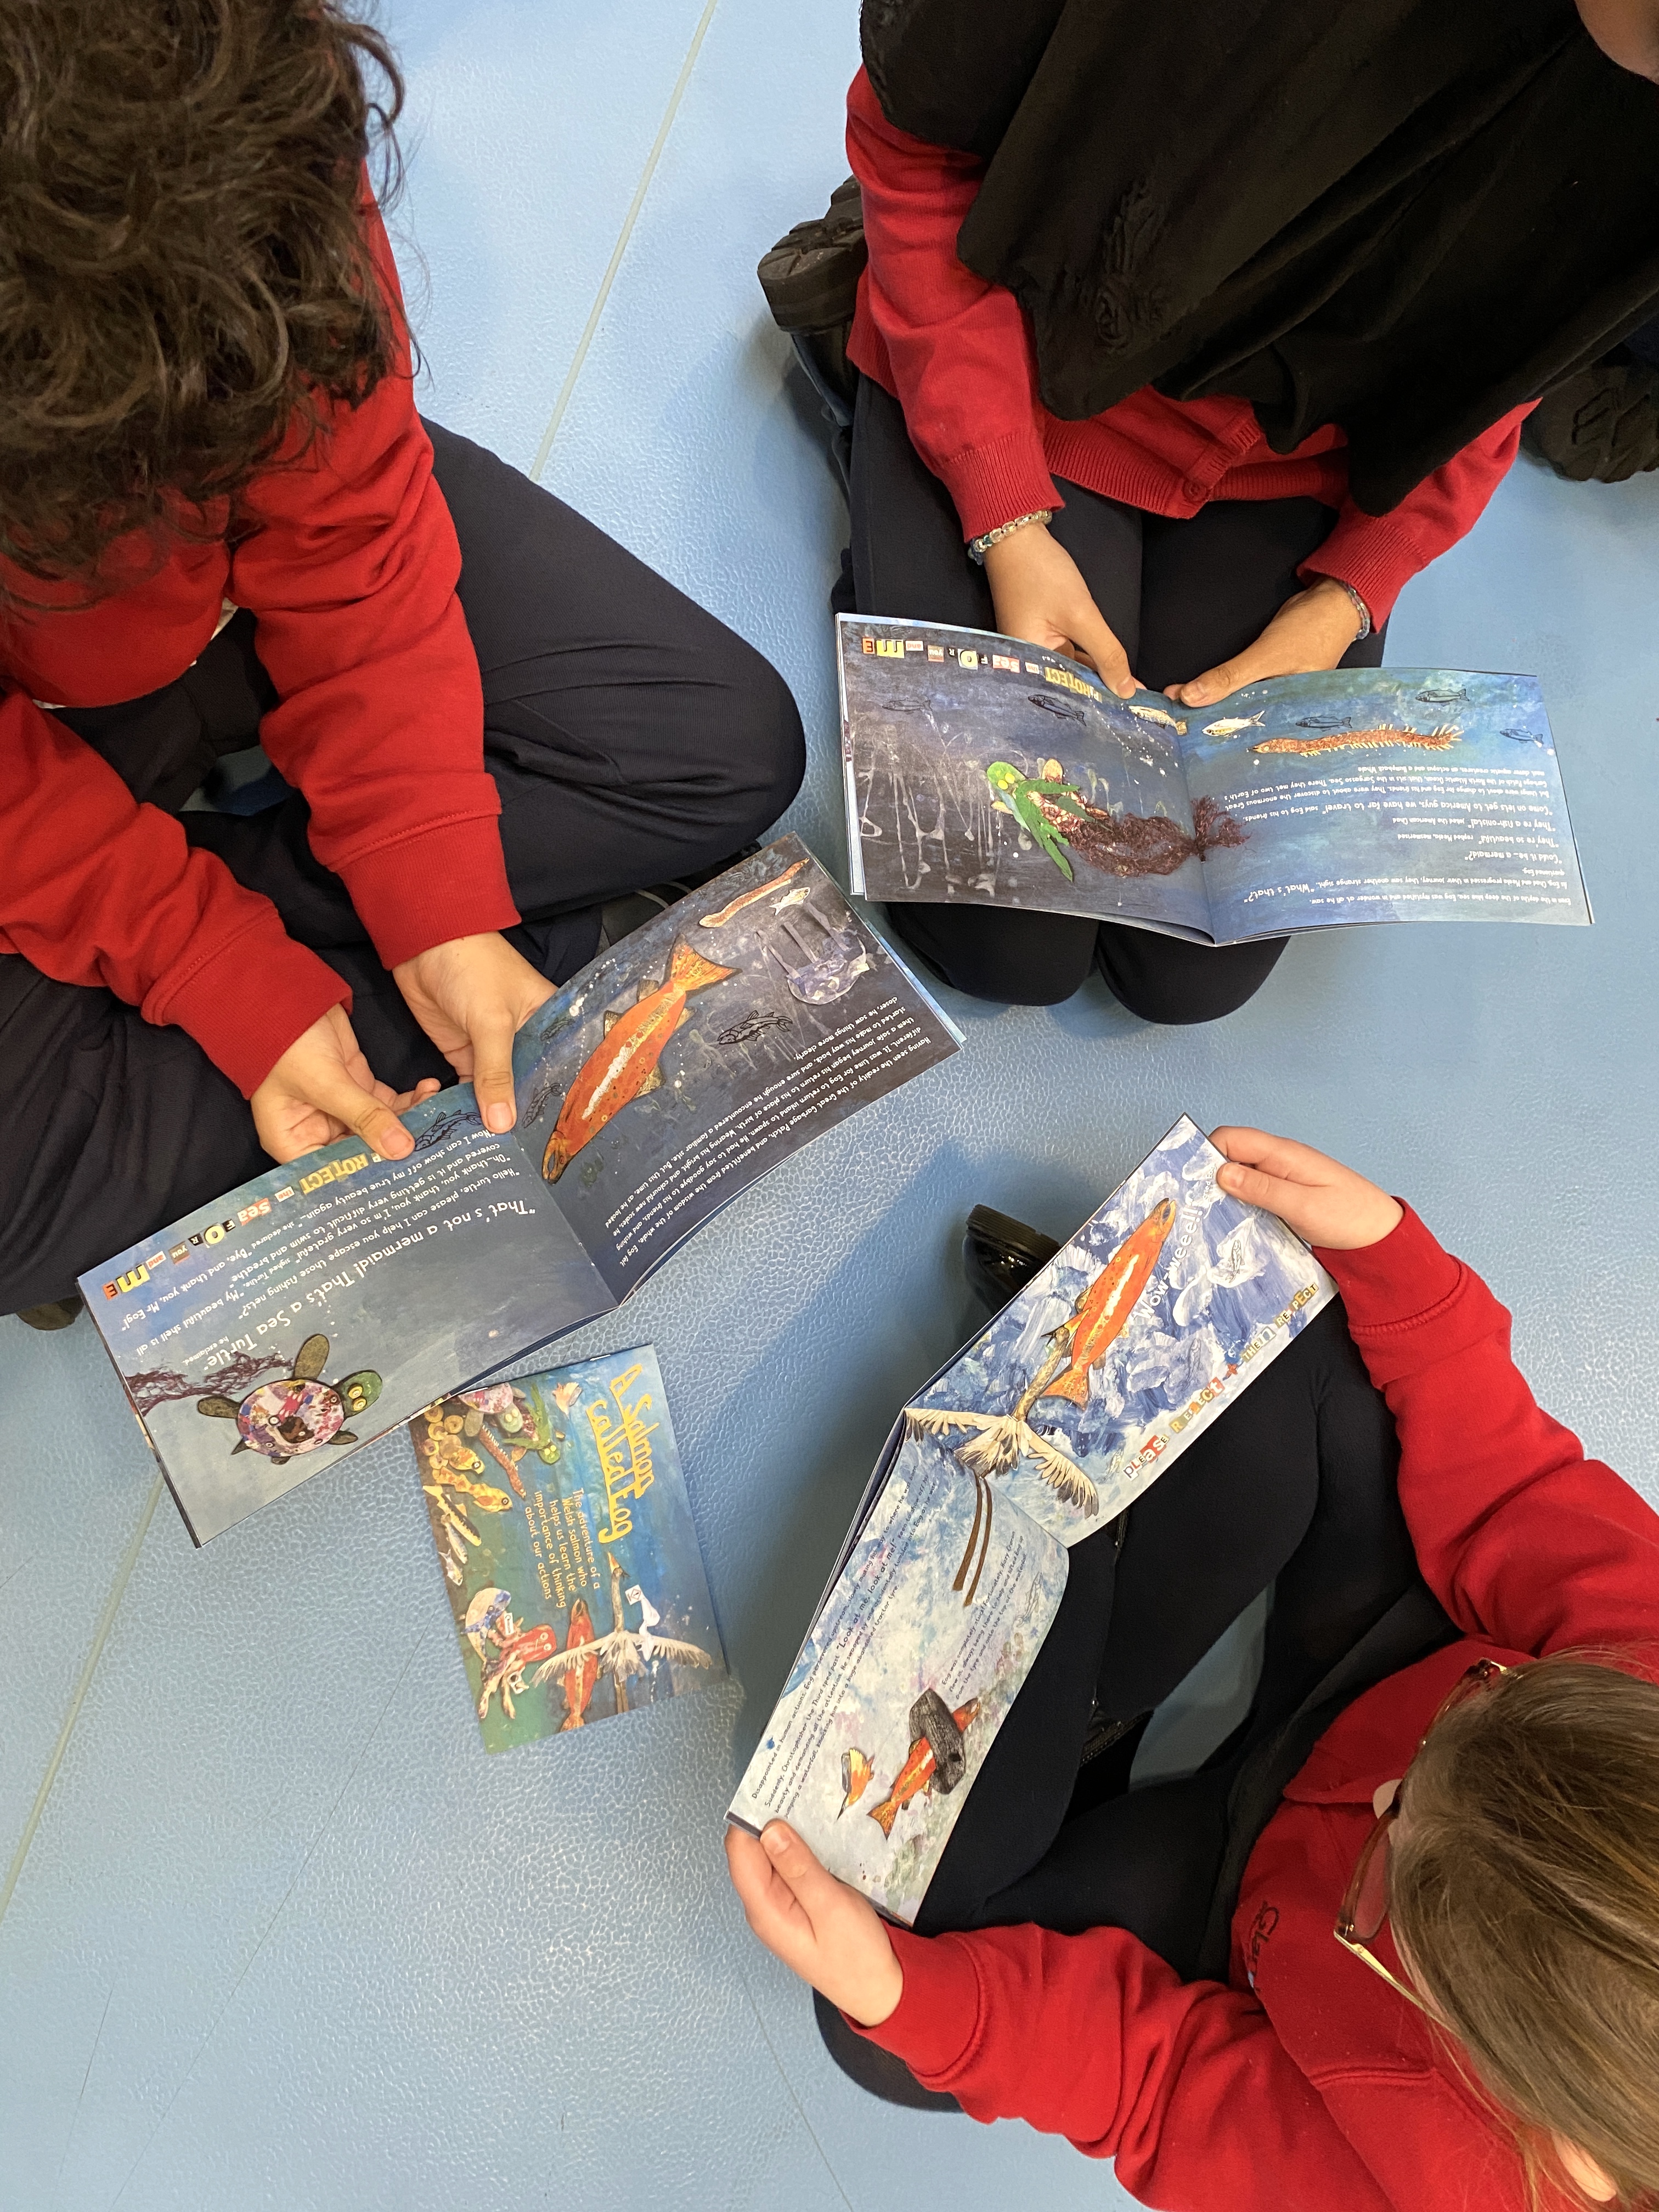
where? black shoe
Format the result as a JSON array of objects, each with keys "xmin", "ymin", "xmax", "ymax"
[
  {"xmin": 759, "ymin": 177, "xmax": 865, "ymax": 332},
  {"xmin": 962, "ymin": 1204, "xmax": 1061, "ymax": 1307},
  {"xmin": 1067, "ymin": 1706, "xmax": 1153, "ymax": 1822},
  {"xmin": 16, "ymin": 1294, "xmax": 83, "ymax": 1331},
  {"xmin": 1522, "ymin": 349, "xmax": 1659, "ymax": 482},
  {"xmin": 759, "ymin": 178, "xmax": 865, "ymax": 424},
  {"xmin": 598, "ymin": 845, "xmax": 763, "ymax": 950}
]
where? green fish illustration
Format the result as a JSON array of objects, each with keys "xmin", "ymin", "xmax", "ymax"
[{"xmin": 985, "ymin": 759, "xmax": 1086, "ymax": 880}]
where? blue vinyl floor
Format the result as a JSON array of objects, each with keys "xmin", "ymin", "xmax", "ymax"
[{"xmin": 4, "ymin": 5, "xmax": 1659, "ymax": 2208}]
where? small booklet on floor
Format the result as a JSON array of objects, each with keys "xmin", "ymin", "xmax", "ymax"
[
  {"xmin": 839, "ymin": 615, "xmax": 1592, "ymax": 941},
  {"xmin": 727, "ymin": 1115, "xmax": 1336, "ymax": 1926},
  {"xmin": 411, "ymin": 1345, "xmax": 726, "ymax": 1752},
  {"xmin": 83, "ymin": 837, "xmax": 961, "ymax": 1544}
]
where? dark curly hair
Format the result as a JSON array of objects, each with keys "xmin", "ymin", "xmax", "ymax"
[{"xmin": 0, "ymin": 0, "xmax": 405, "ymax": 601}]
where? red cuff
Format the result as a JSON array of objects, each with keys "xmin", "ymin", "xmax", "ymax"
[
  {"xmin": 336, "ymin": 815, "xmax": 520, "ymax": 972},
  {"xmin": 934, "ymin": 430, "xmax": 1063, "ymax": 545},
  {"xmin": 1297, "ymin": 512, "xmax": 1427, "ymax": 629},
  {"xmin": 851, "ymin": 1927, "xmax": 983, "ymax": 2081},
  {"xmin": 1313, "ymin": 1203, "xmax": 1465, "ymax": 1336},
  {"xmin": 146, "ymin": 910, "xmax": 353, "ymax": 1098}
]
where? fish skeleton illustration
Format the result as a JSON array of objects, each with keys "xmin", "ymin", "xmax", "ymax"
[
  {"xmin": 542, "ymin": 940, "xmax": 737, "ymax": 1180},
  {"xmin": 867, "ymin": 1694, "xmax": 981, "ymax": 1841},
  {"xmin": 907, "ymin": 1199, "xmax": 1178, "ymax": 1601},
  {"xmin": 699, "ymin": 859, "xmax": 808, "ymax": 928},
  {"xmin": 768, "ymin": 902, "xmax": 872, "ymax": 1005},
  {"xmin": 985, "ymin": 759, "xmax": 1086, "ymax": 879},
  {"xmin": 839, "ymin": 1746, "xmax": 874, "ymax": 1817},
  {"xmin": 1201, "ymin": 712, "xmax": 1265, "ymax": 736},
  {"xmin": 1126, "ymin": 703, "xmax": 1187, "ymax": 733},
  {"xmin": 1253, "ymin": 725, "xmax": 1461, "ymax": 757}
]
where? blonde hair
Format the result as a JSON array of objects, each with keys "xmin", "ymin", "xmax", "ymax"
[{"xmin": 1390, "ymin": 1656, "xmax": 1659, "ymax": 2210}]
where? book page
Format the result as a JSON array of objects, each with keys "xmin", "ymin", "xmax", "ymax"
[
  {"xmin": 82, "ymin": 1090, "xmax": 611, "ymax": 1543},
  {"xmin": 728, "ymin": 1433, "xmax": 1068, "ymax": 1926},
  {"xmin": 905, "ymin": 1117, "xmax": 1336, "ymax": 1546},
  {"xmin": 839, "ymin": 616, "xmax": 1215, "ymax": 939},
  {"xmin": 1178, "ymin": 669, "xmax": 1591, "ymax": 939},
  {"xmin": 412, "ymin": 1345, "xmax": 726, "ymax": 1753},
  {"xmin": 513, "ymin": 837, "xmax": 961, "ymax": 1299}
]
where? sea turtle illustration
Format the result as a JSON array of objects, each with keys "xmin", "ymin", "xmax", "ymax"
[{"xmin": 195, "ymin": 1334, "xmax": 382, "ymax": 1465}]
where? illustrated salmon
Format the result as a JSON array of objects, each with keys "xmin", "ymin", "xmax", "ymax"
[
  {"xmin": 1252, "ymin": 725, "xmax": 1460, "ymax": 757},
  {"xmin": 867, "ymin": 1700, "xmax": 980, "ymax": 1839},
  {"xmin": 560, "ymin": 1598, "xmax": 599, "ymax": 1731},
  {"xmin": 1041, "ymin": 1197, "xmax": 1177, "ymax": 1407},
  {"xmin": 542, "ymin": 940, "xmax": 737, "ymax": 1180}
]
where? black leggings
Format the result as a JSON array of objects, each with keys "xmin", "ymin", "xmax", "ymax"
[
  {"xmin": 817, "ymin": 1300, "xmax": 1424, "ymax": 2106},
  {"xmin": 1, "ymin": 424, "xmax": 805, "ymax": 1312},
  {"xmin": 848, "ymin": 376, "xmax": 1387, "ymax": 1019}
]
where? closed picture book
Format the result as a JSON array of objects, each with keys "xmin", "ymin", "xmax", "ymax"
[
  {"xmin": 83, "ymin": 838, "xmax": 961, "ymax": 1543},
  {"xmin": 411, "ymin": 1345, "xmax": 725, "ymax": 1752},
  {"xmin": 839, "ymin": 615, "xmax": 1591, "ymax": 943},
  {"xmin": 729, "ymin": 1116, "xmax": 1336, "ymax": 1926}
]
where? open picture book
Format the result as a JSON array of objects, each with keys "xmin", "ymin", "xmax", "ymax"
[
  {"xmin": 410, "ymin": 1345, "xmax": 726, "ymax": 1754},
  {"xmin": 83, "ymin": 838, "xmax": 961, "ymax": 1543},
  {"xmin": 727, "ymin": 1116, "xmax": 1336, "ymax": 1926},
  {"xmin": 839, "ymin": 615, "xmax": 1591, "ymax": 943}
]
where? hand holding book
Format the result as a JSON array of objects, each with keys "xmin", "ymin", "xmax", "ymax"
[
  {"xmin": 725, "ymin": 1820, "xmax": 904, "ymax": 2028},
  {"xmin": 1211, "ymin": 1127, "xmax": 1404, "ymax": 1250}
]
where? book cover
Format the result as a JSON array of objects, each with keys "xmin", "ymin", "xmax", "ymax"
[{"xmin": 415, "ymin": 1345, "xmax": 726, "ymax": 1752}]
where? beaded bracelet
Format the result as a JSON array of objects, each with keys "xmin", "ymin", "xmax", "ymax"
[
  {"xmin": 967, "ymin": 509, "xmax": 1053, "ymax": 565},
  {"xmin": 1334, "ymin": 578, "xmax": 1373, "ymax": 641}
]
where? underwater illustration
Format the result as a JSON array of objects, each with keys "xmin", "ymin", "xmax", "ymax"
[
  {"xmin": 906, "ymin": 1116, "xmax": 1336, "ymax": 1549},
  {"xmin": 730, "ymin": 1115, "xmax": 1335, "ymax": 1923},
  {"xmin": 511, "ymin": 836, "xmax": 960, "ymax": 1297},
  {"xmin": 840, "ymin": 619, "xmax": 1590, "ymax": 940},
  {"xmin": 415, "ymin": 1346, "xmax": 726, "ymax": 1753}
]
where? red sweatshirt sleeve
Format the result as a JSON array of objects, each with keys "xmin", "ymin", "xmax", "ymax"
[
  {"xmin": 229, "ymin": 201, "xmax": 518, "ymax": 970},
  {"xmin": 1296, "ymin": 405, "xmax": 1534, "ymax": 626},
  {"xmin": 0, "ymin": 689, "xmax": 348, "ymax": 1096},
  {"xmin": 847, "ymin": 68, "xmax": 1060, "ymax": 541},
  {"xmin": 1316, "ymin": 1207, "xmax": 1659, "ymax": 1655},
  {"xmin": 859, "ymin": 1923, "xmax": 1389, "ymax": 2209}
]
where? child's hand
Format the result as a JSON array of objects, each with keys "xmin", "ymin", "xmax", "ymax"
[
  {"xmin": 1164, "ymin": 577, "xmax": 1363, "ymax": 708},
  {"xmin": 984, "ymin": 522, "xmax": 1139, "ymax": 698},
  {"xmin": 393, "ymin": 933, "xmax": 556, "ymax": 1136},
  {"xmin": 1211, "ymin": 1126, "xmax": 1403, "ymax": 1250},
  {"xmin": 725, "ymin": 1820, "xmax": 904, "ymax": 2027},
  {"xmin": 251, "ymin": 1005, "xmax": 441, "ymax": 1165}
]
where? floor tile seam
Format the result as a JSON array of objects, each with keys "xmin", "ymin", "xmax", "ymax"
[
  {"xmin": 731, "ymin": 1955, "xmax": 856, "ymax": 2211},
  {"xmin": 527, "ymin": 0, "xmax": 723, "ymax": 483},
  {"xmin": 105, "ymin": 1623, "xmax": 434, "ymax": 2211},
  {"xmin": 0, "ymin": 1471, "xmax": 165, "ymax": 1929}
]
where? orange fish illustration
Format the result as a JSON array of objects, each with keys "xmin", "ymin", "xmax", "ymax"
[
  {"xmin": 699, "ymin": 857, "xmax": 808, "ymax": 927},
  {"xmin": 1040, "ymin": 1197, "xmax": 1178, "ymax": 1408},
  {"xmin": 868, "ymin": 1699, "xmax": 980, "ymax": 1841},
  {"xmin": 557, "ymin": 1598, "xmax": 599, "ymax": 1731},
  {"xmin": 1252, "ymin": 725, "xmax": 1460, "ymax": 757},
  {"xmin": 542, "ymin": 940, "xmax": 737, "ymax": 1180}
]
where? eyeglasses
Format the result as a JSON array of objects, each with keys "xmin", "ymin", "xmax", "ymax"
[{"xmin": 1333, "ymin": 1658, "xmax": 1512, "ymax": 2011}]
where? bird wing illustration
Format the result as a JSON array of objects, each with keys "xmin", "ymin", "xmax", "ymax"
[
  {"xmin": 904, "ymin": 1405, "xmax": 1000, "ymax": 1440},
  {"xmin": 529, "ymin": 1634, "xmax": 608, "ymax": 1685},
  {"xmin": 642, "ymin": 1636, "xmax": 716, "ymax": 1669},
  {"xmin": 1015, "ymin": 1424, "xmax": 1101, "ymax": 1515}
]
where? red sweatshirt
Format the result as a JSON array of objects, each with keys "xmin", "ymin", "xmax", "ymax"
[
  {"xmin": 846, "ymin": 69, "xmax": 1533, "ymax": 629},
  {"xmin": 0, "ymin": 201, "xmax": 517, "ymax": 1098},
  {"xmin": 857, "ymin": 1206, "xmax": 1659, "ymax": 2211}
]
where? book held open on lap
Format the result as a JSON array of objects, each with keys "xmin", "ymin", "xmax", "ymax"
[
  {"xmin": 727, "ymin": 1116, "xmax": 1336, "ymax": 1925},
  {"xmin": 84, "ymin": 838, "xmax": 961, "ymax": 1543},
  {"xmin": 839, "ymin": 615, "xmax": 1590, "ymax": 941}
]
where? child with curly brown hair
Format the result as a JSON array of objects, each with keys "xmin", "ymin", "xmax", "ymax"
[{"xmin": 0, "ymin": 0, "xmax": 803, "ymax": 1327}]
